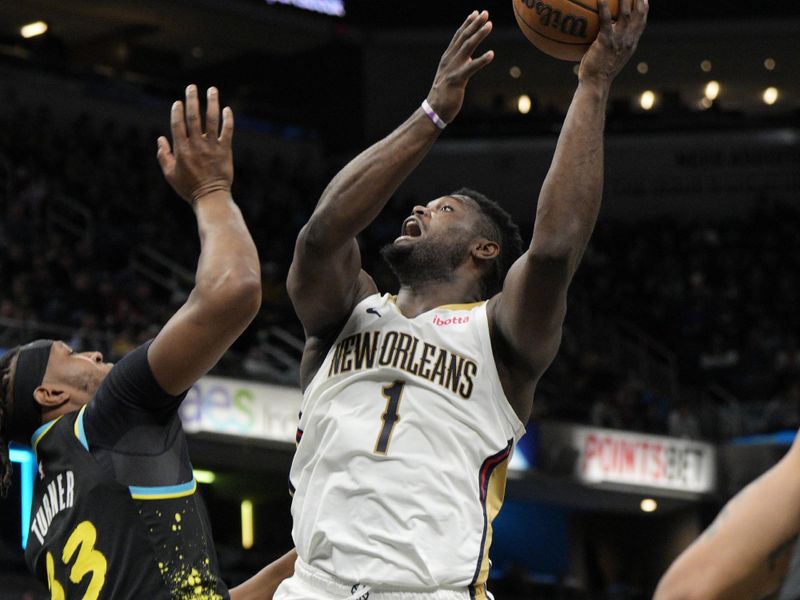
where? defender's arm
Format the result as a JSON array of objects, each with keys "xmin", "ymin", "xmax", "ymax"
[
  {"xmin": 148, "ymin": 86, "xmax": 261, "ymax": 396},
  {"xmin": 229, "ymin": 549, "xmax": 297, "ymax": 600},
  {"xmin": 655, "ymin": 436, "xmax": 800, "ymax": 600}
]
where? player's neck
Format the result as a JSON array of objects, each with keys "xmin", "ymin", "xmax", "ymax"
[{"xmin": 394, "ymin": 278, "xmax": 482, "ymax": 318}]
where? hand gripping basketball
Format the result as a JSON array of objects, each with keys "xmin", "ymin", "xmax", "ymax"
[
  {"xmin": 578, "ymin": 0, "xmax": 648, "ymax": 83},
  {"xmin": 157, "ymin": 84, "xmax": 234, "ymax": 204},
  {"xmin": 425, "ymin": 10, "xmax": 495, "ymax": 125}
]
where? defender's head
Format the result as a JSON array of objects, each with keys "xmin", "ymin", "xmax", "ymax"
[
  {"xmin": 0, "ymin": 341, "xmax": 112, "ymax": 495},
  {"xmin": 382, "ymin": 187, "xmax": 523, "ymax": 298}
]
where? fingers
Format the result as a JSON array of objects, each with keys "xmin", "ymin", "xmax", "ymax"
[
  {"xmin": 170, "ymin": 100, "xmax": 188, "ymax": 143},
  {"xmin": 205, "ymin": 87, "xmax": 220, "ymax": 139},
  {"xmin": 620, "ymin": 0, "xmax": 633, "ymax": 21},
  {"xmin": 457, "ymin": 10, "xmax": 489, "ymax": 48},
  {"xmin": 463, "ymin": 50, "xmax": 495, "ymax": 79},
  {"xmin": 596, "ymin": 0, "xmax": 614, "ymax": 39},
  {"xmin": 459, "ymin": 17, "xmax": 493, "ymax": 60},
  {"xmin": 449, "ymin": 10, "xmax": 479, "ymax": 47},
  {"xmin": 219, "ymin": 106, "xmax": 234, "ymax": 146},
  {"xmin": 184, "ymin": 84, "xmax": 201, "ymax": 137},
  {"xmin": 633, "ymin": 0, "xmax": 649, "ymax": 27},
  {"xmin": 156, "ymin": 136, "xmax": 175, "ymax": 173}
]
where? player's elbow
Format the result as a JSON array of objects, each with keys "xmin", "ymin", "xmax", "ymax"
[
  {"xmin": 299, "ymin": 217, "xmax": 347, "ymax": 256},
  {"xmin": 528, "ymin": 238, "xmax": 577, "ymax": 268},
  {"xmin": 197, "ymin": 270, "xmax": 262, "ymax": 321},
  {"xmin": 227, "ymin": 274, "xmax": 262, "ymax": 319}
]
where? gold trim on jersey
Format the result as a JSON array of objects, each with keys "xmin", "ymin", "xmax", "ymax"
[
  {"xmin": 471, "ymin": 442, "xmax": 513, "ymax": 595},
  {"xmin": 477, "ymin": 457, "xmax": 509, "ymax": 586},
  {"xmin": 129, "ymin": 479, "xmax": 197, "ymax": 500},
  {"xmin": 437, "ymin": 301, "xmax": 485, "ymax": 311},
  {"xmin": 386, "ymin": 295, "xmax": 485, "ymax": 314},
  {"xmin": 32, "ymin": 416, "xmax": 63, "ymax": 456}
]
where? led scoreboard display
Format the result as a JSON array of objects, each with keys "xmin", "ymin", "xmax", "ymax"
[{"xmin": 265, "ymin": 0, "xmax": 345, "ymax": 17}]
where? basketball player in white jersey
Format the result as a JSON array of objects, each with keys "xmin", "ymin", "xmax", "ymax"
[
  {"xmin": 655, "ymin": 432, "xmax": 800, "ymax": 600},
  {"xmin": 278, "ymin": 2, "xmax": 648, "ymax": 599}
]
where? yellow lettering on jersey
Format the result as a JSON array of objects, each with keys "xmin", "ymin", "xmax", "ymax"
[{"xmin": 62, "ymin": 521, "xmax": 107, "ymax": 600}]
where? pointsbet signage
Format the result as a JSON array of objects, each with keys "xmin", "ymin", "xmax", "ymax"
[
  {"xmin": 573, "ymin": 426, "xmax": 716, "ymax": 494},
  {"xmin": 179, "ymin": 376, "xmax": 302, "ymax": 443}
]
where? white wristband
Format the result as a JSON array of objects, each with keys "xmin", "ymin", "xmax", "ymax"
[{"xmin": 421, "ymin": 99, "xmax": 447, "ymax": 130}]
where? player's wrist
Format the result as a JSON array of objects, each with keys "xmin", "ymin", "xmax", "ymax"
[
  {"xmin": 421, "ymin": 99, "xmax": 448, "ymax": 130},
  {"xmin": 189, "ymin": 184, "xmax": 232, "ymax": 207}
]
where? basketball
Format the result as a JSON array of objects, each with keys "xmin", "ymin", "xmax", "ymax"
[{"xmin": 513, "ymin": 0, "xmax": 619, "ymax": 61}]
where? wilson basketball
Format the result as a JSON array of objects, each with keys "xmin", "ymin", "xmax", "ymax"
[{"xmin": 513, "ymin": 0, "xmax": 619, "ymax": 61}]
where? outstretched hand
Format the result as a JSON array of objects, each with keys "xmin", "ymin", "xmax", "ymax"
[
  {"xmin": 157, "ymin": 85, "xmax": 234, "ymax": 204},
  {"xmin": 579, "ymin": 0, "xmax": 648, "ymax": 84},
  {"xmin": 426, "ymin": 10, "xmax": 495, "ymax": 125}
]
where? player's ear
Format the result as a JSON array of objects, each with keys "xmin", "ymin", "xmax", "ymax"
[
  {"xmin": 472, "ymin": 239, "xmax": 499, "ymax": 262},
  {"xmin": 33, "ymin": 385, "xmax": 71, "ymax": 409}
]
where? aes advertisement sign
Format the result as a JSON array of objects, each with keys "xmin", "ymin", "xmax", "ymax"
[{"xmin": 178, "ymin": 375, "xmax": 302, "ymax": 444}]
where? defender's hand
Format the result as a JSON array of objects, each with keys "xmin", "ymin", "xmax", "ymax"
[
  {"xmin": 426, "ymin": 10, "xmax": 495, "ymax": 125},
  {"xmin": 157, "ymin": 85, "xmax": 234, "ymax": 204},
  {"xmin": 579, "ymin": 0, "xmax": 648, "ymax": 85}
]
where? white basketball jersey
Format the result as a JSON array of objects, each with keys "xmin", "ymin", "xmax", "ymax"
[{"xmin": 289, "ymin": 293, "xmax": 525, "ymax": 596}]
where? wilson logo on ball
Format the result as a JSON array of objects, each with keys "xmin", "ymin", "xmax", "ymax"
[{"xmin": 524, "ymin": 0, "xmax": 588, "ymax": 38}]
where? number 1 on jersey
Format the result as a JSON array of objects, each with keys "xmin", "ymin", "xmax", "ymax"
[{"xmin": 374, "ymin": 381, "xmax": 405, "ymax": 455}]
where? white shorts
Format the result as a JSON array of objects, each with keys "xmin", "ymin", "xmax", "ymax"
[{"xmin": 273, "ymin": 558, "xmax": 474, "ymax": 600}]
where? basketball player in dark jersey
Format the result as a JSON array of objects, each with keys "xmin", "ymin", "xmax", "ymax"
[
  {"xmin": 0, "ymin": 85, "xmax": 294, "ymax": 599},
  {"xmin": 655, "ymin": 433, "xmax": 800, "ymax": 600}
]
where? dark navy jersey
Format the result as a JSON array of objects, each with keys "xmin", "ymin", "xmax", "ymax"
[{"xmin": 23, "ymin": 342, "xmax": 229, "ymax": 600}]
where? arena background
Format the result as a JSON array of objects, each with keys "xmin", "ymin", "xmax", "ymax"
[{"xmin": 1, "ymin": 0, "xmax": 799, "ymax": 598}]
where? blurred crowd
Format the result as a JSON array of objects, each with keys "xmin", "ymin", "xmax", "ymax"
[{"xmin": 1, "ymin": 97, "xmax": 799, "ymax": 442}]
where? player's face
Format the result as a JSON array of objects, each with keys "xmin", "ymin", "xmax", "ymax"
[
  {"xmin": 43, "ymin": 341, "xmax": 114, "ymax": 404},
  {"xmin": 383, "ymin": 195, "xmax": 484, "ymax": 286},
  {"xmin": 394, "ymin": 195, "xmax": 481, "ymax": 248}
]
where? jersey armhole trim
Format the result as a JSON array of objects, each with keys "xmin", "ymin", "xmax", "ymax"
[
  {"xmin": 31, "ymin": 416, "xmax": 63, "ymax": 456},
  {"xmin": 129, "ymin": 478, "xmax": 197, "ymax": 500},
  {"xmin": 74, "ymin": 406, "xmax": 89, "ymax": 451}
]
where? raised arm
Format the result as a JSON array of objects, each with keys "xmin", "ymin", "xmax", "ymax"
[
  {"xmin": 148, "ymin": 85, "xmax": 261, "ymax": 395},
  {"xmin": 488, "ymin": 0, "xmax": 648, "ymax": 419},
  {"xmin": 655, "ymin": 436, "xmax": 800, "ymax": 600},
  {"xmin": 288, "ymin": 11, "xmax": 494, "ymax": 340}
]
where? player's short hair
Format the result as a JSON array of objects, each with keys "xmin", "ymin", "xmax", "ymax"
[
  {"xmin": 451, "ymin": 187, "xmax": 524, "ymax": 298},
  {"xmin": 0, "ymin": 346, "xmax": 21, "ymax": 497}
]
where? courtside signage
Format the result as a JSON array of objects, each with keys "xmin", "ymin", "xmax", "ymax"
[
  {"xmin": 179, "ymin": 376, "xmax": 302, "ymax": 443},
  {"xmin": 574, "ymin": 426, "xmax": 716, "ymax": 494}
]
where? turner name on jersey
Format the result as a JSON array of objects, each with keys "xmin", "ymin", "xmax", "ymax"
[
  {"xmin": 327, "ymin": 329, "xmax": 478, "ymax": 399},
  {"xmin": 29, "ymin": 469, "xmax": 75, "ymax": 545}
]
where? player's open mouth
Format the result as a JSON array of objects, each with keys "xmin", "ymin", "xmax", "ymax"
[{"xmin": 399, "ymin": 217, "xmax": 422, "ymax": 238}]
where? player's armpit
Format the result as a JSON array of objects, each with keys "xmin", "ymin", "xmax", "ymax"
[{"xmin": 487, "ymin": 250, "xmax": 569, "ymax": 412}]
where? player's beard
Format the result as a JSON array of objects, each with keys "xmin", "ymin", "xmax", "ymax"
[{"xmin": 381, "ymin": 234, "xmax": 470, "ymax": 289}]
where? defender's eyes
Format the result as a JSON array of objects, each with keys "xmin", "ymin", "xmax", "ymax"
[{"xmin": 440, "ymin": 205, "xmax": 453, "ymax": 212}]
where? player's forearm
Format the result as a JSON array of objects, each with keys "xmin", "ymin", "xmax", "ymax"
[
  {"xmin": 530, "ymin": 79, "xmax": 609, "ymax": 274},
  {"xmin": 191, "ymin": 190, "xmax": 261, "ymax": 314},
  {"xmin": 229, "ymin": 549, "xmax": 297, "ymax": 600},
  {"xmin": 302, "ymin": 109, "xmax": 441, "ymax": 253}
]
